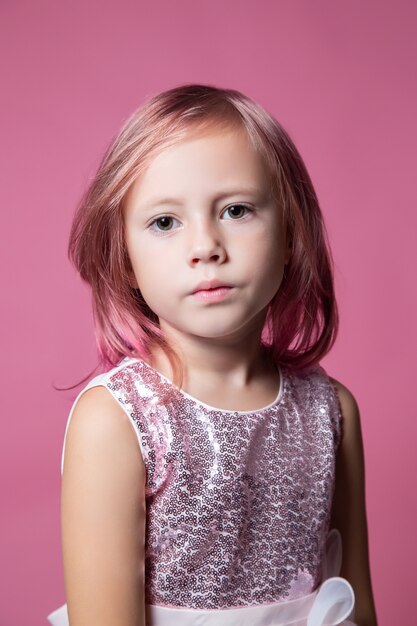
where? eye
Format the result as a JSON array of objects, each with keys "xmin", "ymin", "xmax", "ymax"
[
  {"xmin": 222, "ymin": 204, "xmax": 253, "ymax": 220},
  {"xmin": 148, "ymin": 216, "xmax": 180, "ymax": 233}
]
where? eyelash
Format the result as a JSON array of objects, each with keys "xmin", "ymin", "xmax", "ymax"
[{"xmin": 148, "ymin": 204, "xmax": 254, "ymax": 234}]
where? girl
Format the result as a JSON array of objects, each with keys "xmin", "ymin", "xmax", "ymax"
[{"xmin": 47, "ymin": 84, "xmax": 377, "ymax": 626}]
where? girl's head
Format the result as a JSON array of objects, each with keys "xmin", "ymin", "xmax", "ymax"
[{"xmin": 69, "ymin": 83, "xmax": 338, "ymax": 384}]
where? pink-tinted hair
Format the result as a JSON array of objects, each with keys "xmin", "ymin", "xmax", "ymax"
[{"xmin": 68, "ymin": 83, "xmax": 339, "ymax": 388}]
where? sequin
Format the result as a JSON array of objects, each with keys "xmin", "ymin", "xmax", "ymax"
[{"xmin": 69, "ymin": 356, "xmax": 342, "ymax": 610}]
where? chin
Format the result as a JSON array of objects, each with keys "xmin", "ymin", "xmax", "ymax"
[{"xmin": 192, "ymin": 323, "xmax": 252, "ymax": 341}]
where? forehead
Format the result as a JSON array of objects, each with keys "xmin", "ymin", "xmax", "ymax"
[{"xmin": 127, "ymin": 123, "xmax": 270, "ymax": 205}]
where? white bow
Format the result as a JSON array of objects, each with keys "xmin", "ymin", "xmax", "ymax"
[{"xmin": 307, "ymin": 575, "xmax": 355, "ymax": 626}]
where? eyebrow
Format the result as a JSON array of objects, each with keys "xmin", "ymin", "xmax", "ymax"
[{"xmin": 140, "ymin": 187, "xmax": 265, "ymax": 211}]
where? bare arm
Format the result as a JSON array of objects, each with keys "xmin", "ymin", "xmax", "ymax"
[
  {"xmin": 61, "ymin": 386, "xmax": 146, "ymax": 626},
  {"xmin": 329, "ymin": 377, "xmax": 378, "ymax": 626}
]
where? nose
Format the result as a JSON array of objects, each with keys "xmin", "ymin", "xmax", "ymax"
[{"xmin": 186, "ymin": 220, "xmax": 227, "ymax": 267}]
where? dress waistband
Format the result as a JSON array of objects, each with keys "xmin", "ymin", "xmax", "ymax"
[
  {"xmin": 146, "ymin": 575, "xmax": 355, "ymax": 626},
  {"xmin": 47, "ymin": 530, "xmax": 356, "ymax": 626},
  {"xmin": 47, "ymin": 575, "xmax": 354, "ymax": 626}
]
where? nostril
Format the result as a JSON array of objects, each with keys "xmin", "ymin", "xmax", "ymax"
[
  {"xmin": 188, "ymin": 245, "xmax": 227, "ymax": 265},
  {"xmin": 192, "ymin": 254, "xmax": 221, "ymax": 264}
]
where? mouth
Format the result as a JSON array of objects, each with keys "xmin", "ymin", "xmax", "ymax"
[
  {"xmin": 191, "ymin": 281, "xmax": 235, "ymax": 302},
  {"xmin": 190, "ymin": 279, "xmax": 234, "ymax": 294}
]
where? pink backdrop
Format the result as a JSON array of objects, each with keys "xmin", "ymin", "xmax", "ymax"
[{"xmin": 1, "ymin": 1, "xmax": 416, "ymax": 624}]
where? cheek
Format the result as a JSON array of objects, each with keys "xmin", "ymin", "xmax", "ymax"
[
  {"xmin": 128, "ymin": 238, "xmax": 165, "ymax": 279},
  {"xmin": 242, "ymin": 233, "xmax": 286, "ymax": 296},
  {"xmin": 129, "ymin": 244, "xmax": 177, "ymax": 311},
  {"xmin": 130, "ymin": 264, "xmax": 166, "ymax": 315},
  {"xmin": 238, "ymin": 224, "xmax": 286, "ymax": 267}
]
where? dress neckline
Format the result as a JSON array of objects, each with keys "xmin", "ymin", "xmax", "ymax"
[{"xmin": 125, "ymin": 356, "xmax": 285, "ymax": 415}]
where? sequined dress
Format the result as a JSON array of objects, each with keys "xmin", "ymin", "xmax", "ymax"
[{"xmin": 47, "ymin": 356, "xmax": 356, "ymax": 625}]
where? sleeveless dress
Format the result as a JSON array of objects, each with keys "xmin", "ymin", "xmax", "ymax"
[{"xmin": 47, "ymin": 357, "xmax": 356, "ymax": 626}]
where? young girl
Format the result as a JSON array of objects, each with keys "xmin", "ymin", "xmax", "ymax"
[{"xmin": 47, "ymin": 84, "xmax": 377, "ymax": 626}]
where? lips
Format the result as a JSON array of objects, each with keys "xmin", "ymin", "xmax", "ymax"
[{"xmin": 191, "ymin": 279, "xmax": 234, "ymax": 294}]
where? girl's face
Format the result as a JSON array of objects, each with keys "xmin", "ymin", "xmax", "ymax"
[{"xmin": 123, "ymin": 124, "xmax": 291, "ymax": 345}]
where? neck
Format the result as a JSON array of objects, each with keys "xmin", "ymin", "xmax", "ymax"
[{"xmin": 148, "ymin": 313, "xmax": 276, "ymax": 391}]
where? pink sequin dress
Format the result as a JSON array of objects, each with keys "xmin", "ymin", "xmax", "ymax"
[{"xmin": 47, "ymin": 357, "xmax": 356, "ymax": 625}]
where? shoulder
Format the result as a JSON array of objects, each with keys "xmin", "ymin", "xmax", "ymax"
[
  {"xmin": 327, "ymin": 375, "xmax": 364, "ymax": 466},
  {"xmin": 63, "ymin": 384, "xmax": 145, "ymax": 480},
  {"xmin": 288, "ymin": 365, "xmax": 359, "ymax": 419},
  {"xmin": 70, "ymin": 384, "xmax": 128, "ymax": 431},
  {"xmin": 328, "ymin": 376, "xmax": 362, "ymax": 433},
  {"xmin": 79, "ymin": 357, "xmax": 150, "ymax": 408},
  {"xmin": 329, "ymin": 376, "xmax": 357, "ymax": 411}
]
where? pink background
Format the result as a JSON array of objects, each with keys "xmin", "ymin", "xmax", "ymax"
[{"xmin": 1, "ymin": 1, "xmax": 416, "ymax": 624}]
